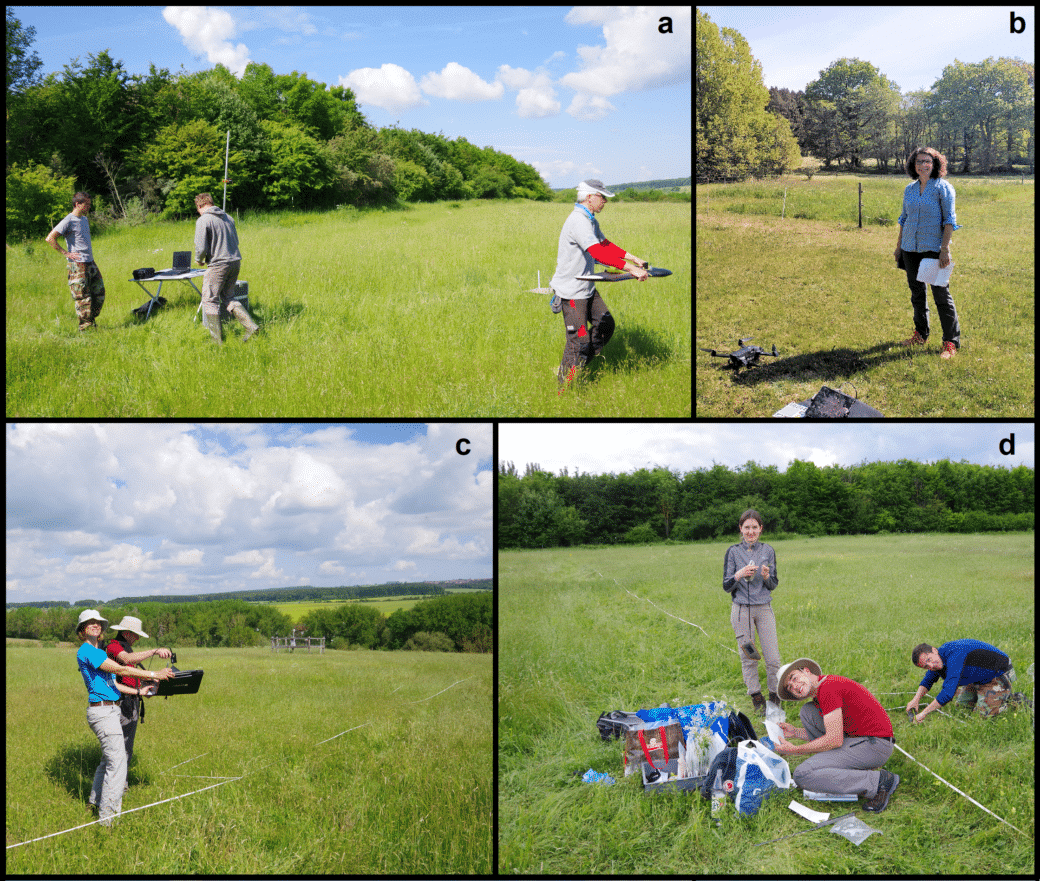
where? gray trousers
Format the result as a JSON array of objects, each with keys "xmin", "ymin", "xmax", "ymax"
[
  {"xmin": 87, "ymin": 704, "xmax": 127, "ymax": 825},
  {"xmin": 792, "ymin": 701, "xmax": 894, "ymax": 798},
  {"xmin": 200, "ymin": 259, "xmax": 241, "ymax": 317},
  {"xmin": 730, "ymin": 602, "xmax": 781, "ymax": 696}
]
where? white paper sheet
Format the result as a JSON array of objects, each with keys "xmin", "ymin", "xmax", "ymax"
[
  {"xmin": 789, "ymin": 799, "xmax": 830, "ymax": 824},
  {"xmin": 763, "ymin": 717, "xmax": 787, "ymax": 747},
  {"xmin": 916, "ymin": 257, "xmax": 954, "ymax": 287}
]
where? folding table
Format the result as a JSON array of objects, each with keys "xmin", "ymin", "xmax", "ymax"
[{"xmin": 129, "ymin": 268, "xmax": 206, "ymax": 319}]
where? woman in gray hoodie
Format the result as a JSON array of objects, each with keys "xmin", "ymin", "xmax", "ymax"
[{"xmin": 722, "ymin": 510, "xmax": 782, "ymax": 716}]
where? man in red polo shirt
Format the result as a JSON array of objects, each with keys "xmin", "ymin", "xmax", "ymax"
[{"xmin": 771, "ymin": 657, "xmax": 900, "ymax": 812}]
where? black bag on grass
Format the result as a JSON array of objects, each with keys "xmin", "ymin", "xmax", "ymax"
[{"xmin": 132, "ymin": 296, "xmax": 167, "ymax": 319}]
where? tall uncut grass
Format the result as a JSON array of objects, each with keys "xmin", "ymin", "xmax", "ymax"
[
  {"xmin": 6, "ymin": 646, "xmax": 491, "ymax": 873},
  {"xmin": 7, "ymin": 200, "xmax": 690, "ymax": 417},
  {"xmin": 500, "ymin": 534, "xmax": 1034, "ymax": 875},
  {"xmin": 696, "ymin": 174, "xmax": 1034, "ymax": 416}
]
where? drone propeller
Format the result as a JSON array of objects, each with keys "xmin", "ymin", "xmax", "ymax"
[
  {"xmin": 699, "ymin": 348, "xmax": 720, "ymax": 357},
  {"xmin": 738, "ymin": 337, "xmax": 753, "ymax": 346}
]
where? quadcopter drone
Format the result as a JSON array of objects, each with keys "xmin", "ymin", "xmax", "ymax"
[{"xmin": 701, "ymin": 338, "xmax": 779, "ymax": 373}]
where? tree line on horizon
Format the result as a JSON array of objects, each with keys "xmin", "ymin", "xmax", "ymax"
[
  {"xmin": 6, "ymin": 593, "xmax": 492, "ymax": 653},
  {"xmin": 696, "ymin": 8, "xmax": 1034, "ymax": 182},
  {"xmin": 5, "ymin": 579, "xmax": 492, "ymax": 610},
  {"xmin": 7, "ymin": 9, "xmax": 554, "ymax": 239},
  {"xmin": 499, "ymin": 458, "xmax": 1034, "ymax": 548}
]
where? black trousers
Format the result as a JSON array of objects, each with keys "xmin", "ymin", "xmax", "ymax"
[{"xmin": 901, "ymin": 250, "xmax": 960, "ymax": 348}]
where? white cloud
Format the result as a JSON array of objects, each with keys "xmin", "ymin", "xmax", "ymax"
[
  {"xmin": 6, "ymin": 423, "xmax": 491, "ymax": 602},
  {"xmin": 421, "ymin": 62, "xmax": 503, "ymax": 101},
  {"xmin": 162, "ymin": 6, "xmax": 252, "ymax": 77},
  {"xmin": 340, "ymin": 63, "xmax": 428, "ymax": 112},
  {"xmin": 560, "ymin": 7, "xmax": 691, "ymax": 98},
  {"xmin": 497, "ymin": 64, "xmax": 560, "ymax": 118},
  {"xmin": 65, "ymin": 543, "xmax": 160, "ymax": 577},
  {"xmin": 566, "ymin": 94, "xmax": 615, "ymax": 121}
]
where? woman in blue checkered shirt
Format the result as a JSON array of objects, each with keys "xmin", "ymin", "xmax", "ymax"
[{"xmin": 893, "ymin": 146, "xmax": 962, "ymax": 360}]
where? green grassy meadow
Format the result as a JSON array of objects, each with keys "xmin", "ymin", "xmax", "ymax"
[
  {"xmin": 696, "ymin": 175, "xmax": 1034, "ymax": 416},
  {"xmin": 6, "ymin": 200, "xmax": 690, "ymax": 417},
  {"xmin": 6, "ymin": 646, "xmax": 491, "ymax": 873},
  {"xmin": 499, "ymin": 534, "xmax": 1035, "ymax": 875}
]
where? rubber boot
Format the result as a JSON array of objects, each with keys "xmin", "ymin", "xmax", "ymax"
[
  {"xmin": 228, "ymin": 301, "xmax": 259, "ymax": 341},
  {"xmin": 202, "ymin": 312, "xmax": 223, "ymax": 345},
  {"xmin": 750, "ymin": 692, "xmax": 767, "ymax": 717}
]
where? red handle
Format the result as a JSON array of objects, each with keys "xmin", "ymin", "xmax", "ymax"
[{"xmin": 638, "ymin": 726, "xmax": 670, "ymax": 770}]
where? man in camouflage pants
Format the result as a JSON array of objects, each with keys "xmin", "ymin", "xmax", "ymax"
[
  {"xmin": 908, "ymin": 639, "xmax": 1026, "ymax": 721},
  {"xmin": 46, "ymin": 192, "xmax": 106, "ymax": 330}
]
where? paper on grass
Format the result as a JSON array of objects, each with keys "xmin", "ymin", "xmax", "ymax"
[
  {"xmin": 916, "ymin": 258, "xmax": 954, "ymax": 287},
  {"xmin": 789, "ymin": 799, "xmax": 830, "ymax": 824}
]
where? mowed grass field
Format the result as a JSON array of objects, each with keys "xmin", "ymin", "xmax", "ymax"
[
  {"xmin": 696, "ymin": 175, "xmax": 1034, "ymax": 416},
  {"xmin": 499, "ymin": 534, "xmax": 1034, "ymax": 875},
  {"xmin": 6, "ymin": 646, "xmax": 491, "ymax": 873},
  {"xmin": 6, "ymin": 199, "xmax": 691, "ymax": 417}
]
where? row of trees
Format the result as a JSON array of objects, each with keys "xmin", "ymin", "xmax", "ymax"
[
  {"xmin": 7, "ymin": 11, "xmax": 554, "ymax": 238},
  {"xmin": 696, "ymin": 9, "xmax": 1034, "ymax": 181},
  {"xmin": 6, "ymin": 593, "xmax": 492, "ymax": 653},
  {"xmin": 499, "ymin": 459, "xmax": 1034, "ymax": 548}
]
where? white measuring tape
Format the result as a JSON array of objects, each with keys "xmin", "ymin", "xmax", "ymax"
[
  {"xmin": 6, "ymin": 776, "xmax": 245, "ymax": 848},
  {"xmin": 615, "ymin": 581, "xmax": 739, "ymax": 656},
  {"xmin": 601, "ymin": 573, "xmax": 1031, "ymax": 838},
  {"xmin": 892, "ymin": 742, "xmax": 1029, "ymax": 837},
  {"xmin": 8, "ymin": 675, "xmax": 477, "ymax": 849}
]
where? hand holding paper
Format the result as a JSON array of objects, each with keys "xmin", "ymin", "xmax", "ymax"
[{"xmin": 916, "ymin": 257, "xmax": 954, "ymax": 287}]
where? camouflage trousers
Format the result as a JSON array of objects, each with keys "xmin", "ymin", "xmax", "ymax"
[
  {"xmin": 67, "ymin": 259, "xmax": 106, "ymax": 329},
  {"xmin": 952, "ymin": 667, "xmax": 1018, "ymax": 718}
]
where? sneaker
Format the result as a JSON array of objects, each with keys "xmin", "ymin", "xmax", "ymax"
[
  {"xmin": 900, "ymin": 330, "xmax": 926, "ymax": 347},
  {"xmin": 940, "ymin": 341, "xmax": 957, "ymax": 359},
  {"xmin": 863, "ymin": 768, "xmax": 899, "ymax": 812}
]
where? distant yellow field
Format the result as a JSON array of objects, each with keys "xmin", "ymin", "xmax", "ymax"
[{"xmin": 258, "ymin": 596, "xmax": 426, "ymax": 622}]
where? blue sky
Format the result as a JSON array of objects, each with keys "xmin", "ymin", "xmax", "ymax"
[
  {"xmin": 500, "ymin": 423, "xmax": 1034, "ymax": 476},
  {"xmin": 7, "ymin": 423, "xmax": 492, "ymax": 603},
  {"xmin": 698, "ymin": 6, "xmax": 1034, "ymax": 93},
  {"xmin": 13, "ymin": 5, "xmax": 691, "ymax": 189}
]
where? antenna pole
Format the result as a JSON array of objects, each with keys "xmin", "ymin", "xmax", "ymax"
[{"xmin": 222, "ymin": 130, "xmax": 230, "ymax": 211}]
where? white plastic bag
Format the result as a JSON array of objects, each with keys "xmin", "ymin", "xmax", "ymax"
[{"xmin": 734, "ymin": 739, "xmax": 794, "ymax": 816}]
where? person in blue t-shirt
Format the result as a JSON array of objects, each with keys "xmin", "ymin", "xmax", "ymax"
[
  {"xmin": 75, "ymin": 609, "xmax": 173, "ymax": 826},
  {"xmin": 907, "ymin": 638, "xmax": 1023, "ymax": 721}
]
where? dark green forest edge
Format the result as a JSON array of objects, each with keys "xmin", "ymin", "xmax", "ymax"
[
  {"xmin": 498, "ymin": 459, "xmax": 1034, "ymax": 548},
  {"xmin": 7, "ymin": 11, "xmax": 687, "ymax": 241},
  {"xmin": 6, "ymin": 581, "xmax": 492, "ymax": 653}
]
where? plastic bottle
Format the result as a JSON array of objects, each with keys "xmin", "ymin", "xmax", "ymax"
[{"xmin": 711, "ymin": 769, "xmax": 725, "ymax": 826}]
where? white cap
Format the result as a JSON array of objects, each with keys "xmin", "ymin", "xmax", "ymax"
[{"xmin": 576, "ymin": 179, "xmax": 615, "ymax": 200}]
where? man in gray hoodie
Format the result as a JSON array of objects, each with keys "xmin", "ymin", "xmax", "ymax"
[{"xmin": 194, "ymin": 192, "xmax": 258, "ymax": 344}]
